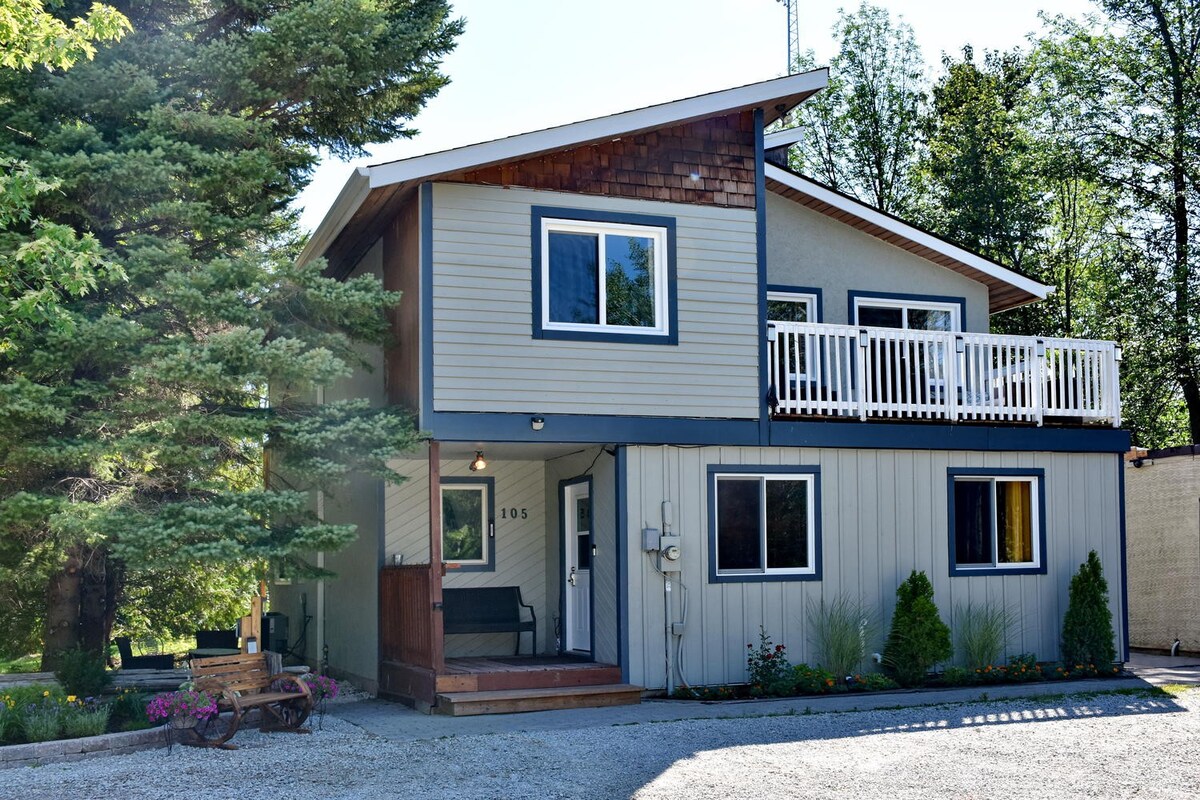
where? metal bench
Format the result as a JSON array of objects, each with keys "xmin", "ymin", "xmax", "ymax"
[{"xmin": 442, "ymin": 586, "xmax": 537, "ymax": 655}]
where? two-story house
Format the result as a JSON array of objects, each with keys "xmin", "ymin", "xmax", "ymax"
[{"xmin": 276, "ymin": 70, "xmax": 1130, "ymax": 714}]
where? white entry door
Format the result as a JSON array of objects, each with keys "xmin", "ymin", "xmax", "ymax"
[{"xmin": 563, "ymin": 481, "xmax": 591, "ymax": 654}]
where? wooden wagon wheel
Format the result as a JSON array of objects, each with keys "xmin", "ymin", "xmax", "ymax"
[
  {"xmin": 184, "ymin": 708, "xmax": 242, "ymax": 750},
  {"xmin": 260, "ymin": 692, "xmax": 312, "ymax": 733}
]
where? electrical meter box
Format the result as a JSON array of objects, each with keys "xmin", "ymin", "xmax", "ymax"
[{"xmin": 658, "ymin": 534, "xmax": 682, "ymax": 572}]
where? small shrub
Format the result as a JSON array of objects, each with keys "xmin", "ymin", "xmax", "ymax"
[
  {"xmin": 1005, "ymin": 653, "xmax": 1042, "ymax": 682},
  {"xmin": 107, "ymin": 688, "xmax": 149, "ymax": 729},
  {"xmin": 22, "ymin": 702, "xmax": 60, "ymax": 742},
  {"xmin": 882, "ymin": 571, "xmax": 953, "ymax": 687},
  {"xmin": 1061, "ymin": 551, "xmax": 1116, "ymax": 668},
  {"xmin": 808, "ymin": 595, "xmax": 877, "ymax": 678},
  {"xmin": 60, "ymin": 702, "xmax": 110, "ymax": 739},
  {"xmin": 746, "ymin": 628, "xmax": 793, "ymax": 697},
  {"xmin": 54, "ymin": 647, "xmax": 111, "ymax": 698},
  {"xmin": 855, "ymin": 672, "xmax": 899, "ymax": 692},
  {"xmin": 954, "ymin": 602, "xmax": 1015, "ymax": 668},
  {"xmin": 793, "ymin": 663, "xmax": 837, "ymax": 694},
  {"xmin": 940, "ymin": 665, "xmax": 976, "ymax": 686}
]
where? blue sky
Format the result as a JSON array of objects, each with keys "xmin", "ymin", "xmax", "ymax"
[{"xmin": 296, "ymin": 0, "xmax": 1094, "ymax": 233}]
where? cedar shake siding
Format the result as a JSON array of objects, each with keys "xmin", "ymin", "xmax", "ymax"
[{"xmin": 445, "ymin": 112, "xmax": 757, "ymax": 209}]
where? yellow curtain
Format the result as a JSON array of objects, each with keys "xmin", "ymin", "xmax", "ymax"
[{"xmin": 998, "ymin": 481, "xmax": 1032, "ymax": 563}]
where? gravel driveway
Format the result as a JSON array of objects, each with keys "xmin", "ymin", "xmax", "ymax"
[{"xmin": 5, "ymin": 687, "xmax": 1198, "ymax": 799}]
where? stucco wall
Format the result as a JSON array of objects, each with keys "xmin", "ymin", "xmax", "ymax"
[
  {"xmin": 1125, "ymin": 456, "xmax": 1200, "ymax": 652},
  {"xmin": 765, "ymin": 192, "xmax": 991, "ymax": 331}
]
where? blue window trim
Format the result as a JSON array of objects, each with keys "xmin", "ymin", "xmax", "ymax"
[
  {"xmin": 767, "ymin": 284, "xmax": 824, "ymax": 322},
  {"xmin": 707, "ymin": 464, "xmax": 823, "ymax": 584},
  {"xmin": 848, "ymin": 290, "xmax": 968, "ymax": 331},
  {"xmin": 530, "ymin": 205, "xmax": 678, "ymax": 345},
  {"xmin": 440, "ymin": 475, "xmax": 496, "ymax": 573},
  {"xmin": 946, "ymin": 467, "xmax": 1047, "ymax": 577},
  {"xmin": 557, "ymin": 474, "xmax": 594, "ymax": 655}
]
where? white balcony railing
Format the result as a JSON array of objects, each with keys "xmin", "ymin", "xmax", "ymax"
[{"xmin": 767, "ymin": 321, "xmax": 1121, "ymax": 427}]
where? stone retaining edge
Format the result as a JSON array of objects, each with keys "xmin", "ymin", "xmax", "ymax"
[{"xmin": 0, "ymin": 725, "xmax": 169, "ymax": 769}]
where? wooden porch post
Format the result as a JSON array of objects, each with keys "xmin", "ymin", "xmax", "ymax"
[{"xmin": 428, "ymin": 440, "xmax": 445, "ymax": 672}]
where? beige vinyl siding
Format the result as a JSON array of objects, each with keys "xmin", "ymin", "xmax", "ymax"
[
  {"xmin": 385, "ymin": 456, "xmax": 549, "ymax": 657},
  {"xmin": 623, "ymin": 445, "xmax": 1123, "ymax": 690},
  {"xmin": 431, "ymin": 182, "xmax": 760, "ymax": 417},
  {"xmin": 766, "ymin": 193, "xmax": 991, "ymax": 331}
]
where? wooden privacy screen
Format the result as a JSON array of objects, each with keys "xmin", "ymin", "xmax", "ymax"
[{"xmin": 379, "ymin": 565, "xmax": 443, "ymax": 670}]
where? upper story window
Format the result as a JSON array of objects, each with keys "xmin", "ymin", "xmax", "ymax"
[
  {"xmin": 947, "ymin": 468, "xmax": 1045, "ymax": 577},
  {"xmin": 708, "ymin": 466, "xmax": 821, "ymax": 583},
  {"xmin": 532, "ymin": 207, "xmax": 677, "ymax": 344},
  {"xmin": 851, "ymin": 291, "xmax": 964, "ymax": 332},
  {"xmin": 767, "ymin": 286, "xmax": 820, "ymax": 323}
]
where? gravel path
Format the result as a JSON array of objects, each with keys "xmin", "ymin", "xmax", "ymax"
[{"xmin": 5, "ymin": 687, "xmax": 1198, "ymax": 799}]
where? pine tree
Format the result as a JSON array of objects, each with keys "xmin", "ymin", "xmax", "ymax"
[
  {"xmin": 1061, "ymin": 550, "xmax": 1117, "ymax": 669},
  {"xmin": 0, "ymin": 1, "xmax": 462, "ymax": 667},
  {"xmin": 882, "ymin": 570, "xmax": 952, "ymax": 687}
]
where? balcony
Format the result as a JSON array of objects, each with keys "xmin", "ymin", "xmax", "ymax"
[{"xmin": 767, "ymin": 321, "xmax": 1121, "ymax": 428}]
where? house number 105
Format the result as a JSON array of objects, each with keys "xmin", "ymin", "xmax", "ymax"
[{"xmin": 499, "ymin": 508, "xmax": 528, "ymax": 520}]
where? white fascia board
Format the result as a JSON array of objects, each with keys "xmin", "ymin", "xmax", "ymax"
[
  {"xmin": 298, "ymin": 168, "xmax": 372, "ymax": 267},
  {"xmin": 765, "ymin": 164, "xmax": 1052, "ymax": 299},
  {"xmin": 366, "ymin": 69, "xmax": 829, "ymax": 190},
  {"xmin": 764, "ymin": 127, "xmax": 805, "ymax": 149}
]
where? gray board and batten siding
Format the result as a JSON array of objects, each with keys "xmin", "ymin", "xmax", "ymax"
[
  {"xmin": 622, "ymin": 445, "xmax": 1124, "ymax": 690},
  {"xmin": 765, "ymin": 193, "xmax": 990, "ymax": 330},
  {"xmin": 429, "ymin": 182, "xmax": 760, "ymax": 418}
]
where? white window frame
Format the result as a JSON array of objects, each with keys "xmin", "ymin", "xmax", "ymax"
[
  {"xmin": 766, "ymin": 291, "xmax": 818, "ymax": 323},
  {"xmin": 713, "ymin": 473, "xmax": 817, "ymax": 577},
  {"xmin": 440, "ymin": 483, "xmax": 489, "ymax": 566},
  {"xmin": 540, "ymin": 218, "xmax": 669, "ymax": 336},
  {"xmin": 853, "ymin": 296, "xmax": 962, "ymax": 331},
  {"xmin": 952, "ymin": 475, "xmax": 1041, "ymax": 571}
]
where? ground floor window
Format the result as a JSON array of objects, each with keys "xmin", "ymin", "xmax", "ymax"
[
  {"xmin": 441, "ymin": 477, "xmax": 495, "ymax": 571},
  {"xmin": 948, "ymin": 469, "xmax": 1045, "ymax": 576},
  {"xmin": 708, "ymin": 466, "xmax": 821, "ymax": 582}
]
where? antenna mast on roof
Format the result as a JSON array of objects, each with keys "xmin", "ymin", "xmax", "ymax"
[{"xmin": 778, "ymin": 0, "xmax": 800, "ymax": 74}]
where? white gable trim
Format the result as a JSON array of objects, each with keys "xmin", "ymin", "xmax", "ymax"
[
  {"xmin": 765, "ymin": 164, "xmax": 1052, "ymax": 300},
  {"xmin": 365, "ymin": 70, "xmax": 828, "ymax": 190},
  {"xmin": 763, "ymin": 127, "xmax": 806, "ymax": 150}
]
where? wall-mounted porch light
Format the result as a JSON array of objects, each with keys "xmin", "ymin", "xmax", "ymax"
[
  {"xmin": 531, "ymin": 416, "xmax": 545, "ymax": 431},
  {"xmin": 469, "ymin": 450, "xmax": 488, "ymax": 472},
  {"xmin": 858, "ymin": 329, "xmax": 870, "ymax": 348}
]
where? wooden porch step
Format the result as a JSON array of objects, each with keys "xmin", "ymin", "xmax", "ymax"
[
  {"xmin": 435, "ymin": 683, "xmax": 642, "ymax": 716},
  {"xmin": 436, "ymin": 663, "xmax": 622, "ymax": 693}
]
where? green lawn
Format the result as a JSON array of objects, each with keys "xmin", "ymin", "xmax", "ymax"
[{"xmin": 0, "ymin": 654, "xmax": 41, "ymax": 674}]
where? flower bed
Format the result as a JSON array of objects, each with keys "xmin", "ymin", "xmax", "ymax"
[
  {"xmin": 670, "ymin": 631, "xmax": 1125, "ymax": 702},
  {"xmin": 0, "ymin": 685, "xmax": 153, "ymax": 746}
]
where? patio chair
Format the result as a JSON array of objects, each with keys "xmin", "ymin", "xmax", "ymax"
[{"xmin": 115, "ymin": 636, "xmax": 175, "ymax": 670}]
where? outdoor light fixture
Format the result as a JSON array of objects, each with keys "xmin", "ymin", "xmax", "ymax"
[
  {"xmin": 531, "ymin": 416, "xmax": 545, "ymax": 431},
  {"xmin": 1036, "ymin": 340, "xmax": 1046, "ymax": 357},
  {"xmin": 955, "ymin": 336, "xmax": 965, "ymax": 354},
  {"xmin": 858, "ymin": 329, "xmax": 870, "ymax": 348},
  {"xmin": 469, "ymin": 450, "xmax": 487, "ymax": 472}
]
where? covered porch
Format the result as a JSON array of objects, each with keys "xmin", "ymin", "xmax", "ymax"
[{"xmin": 377, "ymin": 442, "xmax": 637, "ymax": 714}]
